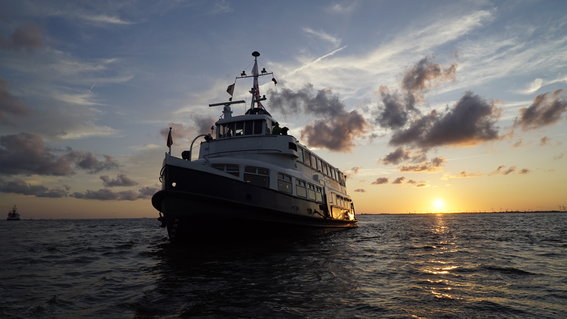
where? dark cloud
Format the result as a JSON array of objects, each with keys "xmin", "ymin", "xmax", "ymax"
[
  {"xmin": 65, "ymin": 152, "xmax": 118, "ymax": 173},
  {"xmin": 515, "ymin": 89, "xmax": 566, "ymax": 130},
  {"xmin": 269, "ymin": 84, "xmax": 368, "ymax": 152},
  {"xmin": 100, "ymin": 174, "xmax": 138, "ymax": 187},
  {"xmin": 0, "ymin": 133, "xmax": 118, "ymax": 176},
  {"xmin": 401, "ymin": 56, "xmax": 457, "ymax": 97},
  {"xmin": 375, "ymin": 86, "xmax": 416, "ymax": 129},
  {"xmin": 194, "ymin": 115, "xmax": 216, "ymax": 134},
  {"xmin": 138, "ymin": 186, "xmax": 159, "ymax": 198},
  {"xmin": 392, "ymin": 176, "xmax": 405, "ymax": 184},
  {"xmin": 71, "ymin": 188, "xmax": 138, "ymax": 201},
  {"xmin": 381, "ymin": 147, "xmax": 426, "ymax": 165},
  {"xmin": 390, "ymin": 92, "xmax": 500, "ymax": 149},
  {"xmin": 0, "ymin": 24, "xmax": 45, "ymax": 50},
  {"xmin": 372, "ymin": 177, "xmax": 389, "ymax": 185},
  {"xmin": 354, "ymin": 188, "xmax": 365, "ymax": 192},
  {"xmin": 269, "ymin": 84, "xmax": 345, "ymax": 117},
  {"xmin": 0, "ymin": 178, "xmax": 68, "ymax": 198},
  {"xmin": 492, "ymin": 165, "xmax": 529, "ymax": 176},
  {"xmin": 374, "ymin": 57, "xmax": 456, "ymax": 130},
  {"xmin": 71, "ymin": 186, "xmax": 158, "ymax": 201},
  {"xmin": 0, "ymin": 79, "xmax": 30, "ymax": 124},
  {"xmin": 300, "ymin": 110, "xmax": 368, "ymax": 152},
  {"xmin": 495, "ymin": 165, "xmax": 516, "ymax": 175},
  {"xmin": 399, "ymin": 157, "xmax": 445, "ymax": 172}
]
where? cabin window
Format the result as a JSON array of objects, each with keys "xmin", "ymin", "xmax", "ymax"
[
  {"xmin": 315, "ymin": 186, "xmax": 323, "ymax": 203},
  {"xmin": 304, "ymin": 151, "xmax": 312, "ymax": 167},
  {"xmin": 310, "ymin": 154, "xmax": 317, "ymax": 170},
  {"xmin": 277, "ymin": 173, "xmax": 293, "ymax": 194},
  {"xmin": 244, "ymin": 121, "xmax": 253, "ymax": 135},
  {"xmin": 296, "ymin": 179, "xmax": 307, "ymax": 198},
  {"xmin": 323, "ymin": 163, "xmax": 329, "ymax": 176},
  {"xmin": 307, "ymin": 183, "xmax": 316, "ymax": 201},
  {"xmin": 288, "ymin": 142, "xmax": 297, "ymax": 151},
  {"xmin": 244, "ymin": 166, "xmax": 270, "ymax": 187},
  {"xmin": 316, "ymin": 158, "xmax": 322, "ymax": 172},
  {"xmin": 297, "ymin": 147, "xmax": 304, "ymax": 163},
  {"xmin": 211, "ymin": 164, "xmax": 240, "ymax": 177},
  {"xmin": 253, "ymin": 120, "xmax": 263, "ymax": 134}
]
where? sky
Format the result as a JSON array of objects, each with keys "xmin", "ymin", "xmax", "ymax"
[{"xmin": 1, "ymin": 0, "xmax": 566, "ymax": 218}]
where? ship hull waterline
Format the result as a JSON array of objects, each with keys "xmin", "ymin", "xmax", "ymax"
[{"xmin": 152, "ymin": 165, "xmax": 357, "ymax": 241}]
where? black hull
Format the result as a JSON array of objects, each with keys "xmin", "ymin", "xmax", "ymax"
[{"xmin": 152, "ymin": 165, "xmax": 356, "ymax": 242}]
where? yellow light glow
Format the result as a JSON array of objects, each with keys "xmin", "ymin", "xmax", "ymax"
[{"xmin": 433, "ymin": 198, "xmax": 445, "ymax": 212}]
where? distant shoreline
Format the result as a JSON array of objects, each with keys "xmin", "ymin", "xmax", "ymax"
[{"xmin": 358, "ymin": 211, "xmax": 567, "ymax": 215}]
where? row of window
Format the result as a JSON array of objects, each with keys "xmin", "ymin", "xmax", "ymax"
[
  {"xmin": 278, "ymin": 173, "xmax": 324, "ymax": 202},
  {"xmin": 296, "ymin": 146, "xmax": 346, "ymax": 186},
  {"xmin": 335, "ymin": 194, "xmax": 352, "ymax": 209},
  {"xmin": 217, "ymin": 120, "xmax": 265, "ymax": 138},
  {"xmin": 211, "ymin": 164, "xmax": 324, "ymax": 203}
]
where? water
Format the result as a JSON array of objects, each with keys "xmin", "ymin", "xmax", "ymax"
[{"xmin": 1, "ymin": 213, "xmax": 566, "ymax": 318}]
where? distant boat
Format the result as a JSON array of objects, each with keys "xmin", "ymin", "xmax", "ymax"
[
  {"xmin": 151, "ymin": 51, "xmax": 357, "ymax": 242},
  {"xmin": 6, "ymin": 205, "xmax": 21, "ymax": 221}
]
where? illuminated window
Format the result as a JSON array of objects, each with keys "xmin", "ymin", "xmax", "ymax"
[{"xmin": 277, "ymin": 173, "xmax": 292, "ymax": 194}]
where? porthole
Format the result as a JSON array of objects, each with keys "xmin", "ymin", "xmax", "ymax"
[{"xmin": 171, "ymin": 182, "xmax": 177, "ymax": 187}]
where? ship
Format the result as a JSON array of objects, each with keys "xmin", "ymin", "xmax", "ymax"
[
  {"xmin": 6, "ymin": 205, "xmax": 21, "ymax": 221},
  {"xmin": 151, "ymin": 51, "xmax": 357, "ymax": 242}
]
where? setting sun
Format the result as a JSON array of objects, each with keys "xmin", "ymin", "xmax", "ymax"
[{"xmin": 433, "ymin": 199, "xmax": 445, "ymax": 212}]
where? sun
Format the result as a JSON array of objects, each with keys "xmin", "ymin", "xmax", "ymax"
[{"xmin": 433, "ymin": 198, "xmax": 445, "ymax": 213}]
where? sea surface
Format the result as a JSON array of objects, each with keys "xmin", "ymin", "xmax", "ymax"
[{"xmin": 1, "ymin": 213, "xmax": 566, "ymax": 318}]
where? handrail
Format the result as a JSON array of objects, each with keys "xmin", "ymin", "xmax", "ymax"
[{"xmin": 188, "ymin": 134, "xmax": 211, "ymax": 161}]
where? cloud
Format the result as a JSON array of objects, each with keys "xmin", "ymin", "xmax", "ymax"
[
  {"xmin": 160, "ymin": 123, "xmax": 192, "ymax": 145},
  {"xmin": 194, "ymin": 115, "xmax": 216, "ymax": 134},
  {"xmin": 515, "ymin": 89, "xmax": 566, "ymax": 130},
  {"xmin": 401, "ymin": 56, "xmax": 456, "ymax": 99},
  {"xmin": 100, "ymin": 174, "xmax": 138, "ymax": 187},
  {"xmin": 0, "ymin": 178, "xmax": 68, "ymax": 198},
  {"xmin": 492, "ymin": 165, "xmax": 530, "ymax": 176},
  {"xmin": 390, "ymin": 92, "xmax": 500, "ymax": 149},
  {"xmin": 0, "ymin": 24, "xmax": 44, "ymax": 50},
  {"xmin": 65, "ymin": 152, "xmax": 118, "ymax": 173},
  {"xmin": 375, "ymin": 86, "xmax": 415, "ymax": 129},
  {"xmin": 269, "ymin": 84, "xmax": 368, "ymax": 151},
  {"xmin": 269, "ymin": 84, "xmax": 346, "ymax": 117},
  {"xmin": 443, "ymin": 170, "xmax": 481, "ymax": 179},
  {"xmin": 399, "ymin": 157, "xmax": 446, "ymax": 172},
  {"xmin": 71, "ymin": 186, "xmax": 158, "ymax": 201},
  {"xmin": 372, "ymin": 177, "xmax": 389, "ymax": 185},
  {"xmin": 392, "ymin": 176, "xmax": 405, "ymax": 184},
  {"xmin": 0, "ymin": 79, "xmax": 30, "ymax": 124},
  {"xmin": 381, "ymin": 147, "xmax": 426, "ymax": 165},
  {"xmin": 540, "ymin": 136, "xmax": 550, "ymax": 146},
  {"xmin": 353, "ymin": 188, "xmax": 365, "ymax": 192},
  {"xmin": 518, "ymin": 78, "xmax": 543, "ymax": 94},
  {"xmin": 375, "ymin": 57, "xmax": 456, "ymax": 130},
  {"xmin": 303, "ymin": 27, "xmax": 341, "ymax": 47},
  {"xmin": 301, "ymin": 110, "xmax": 368, "ymax": 152},
  {"xmin": 0, "ymin": 133, "xmax": 118, "ymax": 176}
]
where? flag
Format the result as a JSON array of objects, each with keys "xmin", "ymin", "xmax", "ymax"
[
  {"xmin": 167, "ymin": 127, "xmax": 173, "ymax": 148},
  {"xmin": 272, "ymin": 77, "xmax": 277, "ymax": 85},
  {"xmin": 226, "ymin": 83, "xmax": 235, "ymax": 96}
]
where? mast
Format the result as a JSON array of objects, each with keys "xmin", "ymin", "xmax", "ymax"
[{"xmin": 250, "ymin": 51, "xmax": 264, "ymax": 109}]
